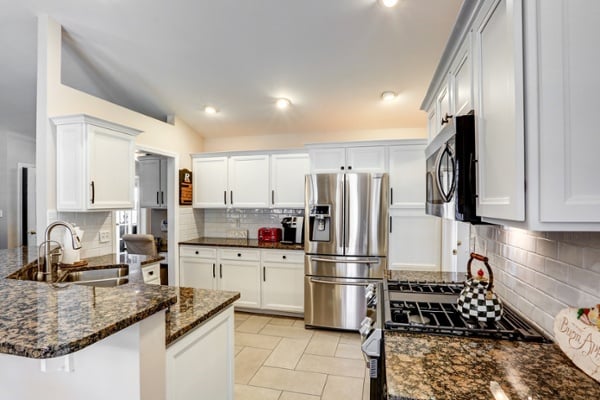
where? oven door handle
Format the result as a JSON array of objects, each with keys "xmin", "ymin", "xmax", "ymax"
[
  {"xmin": 309, "ymin": 278, "xmax": 374, "ymax": 286},
  {"xmin": 310, "ymin": 257, "xmax": 379, "ymax": 264}
]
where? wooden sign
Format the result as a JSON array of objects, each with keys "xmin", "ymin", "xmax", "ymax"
[
  {"xmin": 179, "ymin": 169, "xmax": 192, "ymax": 205},
  {"xmin": 553, "ymin": 306, "xmax": 600, "ymax": 382}
]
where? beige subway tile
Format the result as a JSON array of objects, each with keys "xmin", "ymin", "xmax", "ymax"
[
  {"xmin": 235, "ymin": 347, "xmax": 271, "ymax": 384},
  {"xmin": 249, "ymin": 366, "xmax": 327, "ymax": 396},
  {"xmin": 296, "ymin": 354, "xmax": 366, "ymax": 378}
]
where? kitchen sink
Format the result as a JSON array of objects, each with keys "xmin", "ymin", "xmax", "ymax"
[{"xmin": 8, "ymin": 264, "xmax": 129, "ymax": 287}]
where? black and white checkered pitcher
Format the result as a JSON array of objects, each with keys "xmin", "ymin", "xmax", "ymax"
[{"xmin": 457, "ymin": 253, "xmax": 503, "ymax": 323}]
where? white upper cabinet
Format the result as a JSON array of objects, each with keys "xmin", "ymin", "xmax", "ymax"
[
  {"xmin": 53, "ymin": 115, "xmax": 140, "ymax": 211},
  {"xmin": 388, "ymin": 142, "xmax": 427, "ymax": 210},
  {"xmin": 435, "ymin": 84, "xmax": 452, "ymax": 134},
  {"xmin": 473, "ymin": 0, "xmax": 525, "ymax": 222},
  {"xmin": 535, "ymin": 0, "xmax": 600, "ymax": 224},
  {"xmin": 451, "ymin": 43, "xmax": 472, "ymax": 116},
  {"xmin": 309, "ymin": 145, "xmax": 387, "ymax": 173},
  {"xmin": 270, "ymin": 153, "xmax": 309, "ymax": 208},
  {"xmin": 228, "ymin": 155, "xmax": 270, "ymax": 208},
  {"xmin": 192, "ymin": 157, "xmax": 228, "ymax": 208},
  {"xmin": 421, "ymin": 0, "xmax": 600, "ymax": 230},
  {"xmin": 138, "ymin": 156, "xmax": 167, "ymax": 208}
]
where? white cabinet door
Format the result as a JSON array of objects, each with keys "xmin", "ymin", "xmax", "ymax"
[
  {"xmin": 537, "ymin": 1, "xmax": 600, "ymax": 223},
  {"xmin": 228, "ymin": 155, "xmax": 270, "ymax": 208},
  {"xmin": 452, "ymin": 45, "xmax": 472, "ymax": 116},
  {"xmin": 167, "ymin": 307, "xmax": 234, "ymax": 400},
  {"xmin": 179, "ymin": 257, "xmax": 217, "ymax": 290},
  {"xmin": 388, "ymin": 213, "xmax": 441, "ymax": 271},
  {"xmin": 388, "ymin": 144, "xmax": 426, "ymax": 209},
  {"xmin": 309, "ymin": 147, "xmax": 346, "ymax": 173},
  {"xmin": 139, "ymin": 158, "xmax": 162, "ymax": 208},
  {"xmin": 87, "ymin": 124, "xmax": 136, "ymax": 210},
  {"xmin": 473, "ymin": 0, "xmax": 525, "ymax": 221},
  {"xmin": 271, "ymin": 153, "xmax": 309, "ymax": 208},
  {"xmin": 436, "ymin": 84, "xmax": 452, "ymax": 133},
  {"xmin": 261, "ymin": 251, "xmax": 304, "ymax": 313},
  {"xmin": 192, "ymin": 157, "xmax": 228, "ymax": 208},
  {"xmin": 427, "ymin": 107, "xmax": 438, "ymax": 142},
  {"xmin": 346, "ymin": 146, "xmax": 387, "ymax": 173},
  {"xmin": 219, "ymin": 260, "xmax": 260, "ymax": 308}
]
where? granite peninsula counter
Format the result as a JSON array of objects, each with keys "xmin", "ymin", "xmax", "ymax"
[{"xmin": 385, "ymin": 270, "xmax": 600, "ymax": 399}]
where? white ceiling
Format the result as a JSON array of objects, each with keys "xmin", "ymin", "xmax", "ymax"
[{"xmin": 0, "ymin": 0, "xmax": 462, "ymax": 138}]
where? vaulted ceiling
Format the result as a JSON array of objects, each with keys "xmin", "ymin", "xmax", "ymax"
[{"xmin": 0, "ymin": 0, "xmax": 462, "ymax": 138}]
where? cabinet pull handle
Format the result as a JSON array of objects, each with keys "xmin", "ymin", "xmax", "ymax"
[
  {"xmin": 263, "ymin": 266, "xmax": 266, "ymax": 282},
  {"xmin": 340, "ymin": 166, "xmax": 345, "ymax": 170},
  {"xmin": 223, "ymin": 190, "xmax": 227, "ymax": 205},
  {"xmin": 271, "ymin": 190, "xmax": 275, "ymax": 205},
  {"xmin": 348, "ymin": 166, "xmax": 352, "ymax": 170},
  {"xmin": 219, "ymin": 264, "xmax": 222, "ymax": 279},
  {"xmin": 157, "ymin": 191, "xmax": 160, "ymax": 205},
  {"xmin": 282, "ymin": 255, "xmax": 286, "ymax": 260},
  {"xmin": 148, "ymin": 271, "xmax": 154, "ymax": 276},
  {"xmin": 212, "ymin": 263, "xmax": 215, "ymax": 278},
  {"xmin": 161, "ymin": 191, "xmax": 164, "ymax": 204},
  {"xmin": 441, "ymin": 113, "xmax": 454, "ymax": 125},
  {"xmin": 237, "ymin": 253, "xmax": 241, "ymax": 257},
  {"xmin": 90, "ymin": 181, "xmax": 95, "ymax": 204},
  {"xmin": 390, "ymin": 188, "xmax": 393, "ymax": 205},
  {"xmin": 390, "ymin": 216, "xmax": 392, "ymax": 234},
  {"xmin": 230, "ymin": 190, "xmax": 233, "ymax": 205}
]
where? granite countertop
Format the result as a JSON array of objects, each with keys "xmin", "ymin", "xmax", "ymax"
[
  {"xmin": 385, "ymin": 270, "xmax": 600, "ymax": 399},
  {"xmin": 0, "ymin": 247, "xmax": 239, "ymax": 358},
  {"xmin": 385, "ymin": 332, "xmax": 600, "ymax": 399},
  {"xmin": 180, "ymin": 237, "xmax": 304, "ymax": 251}
]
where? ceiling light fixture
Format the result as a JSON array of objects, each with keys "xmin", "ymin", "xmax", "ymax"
[
  {"xmin": 204, "ymin": 106, "xmax": 218, "ymax": 115},
  {"xmin": 380, "ymin": 0, "xmax": 399, "ymax": 8},
  {"xmin": 381, "ymin": 91, "xmax": 397, "ymax": 102},
  {"xmin": 275, "ymin": 98, "xmax": 292, "ymax": 110}
]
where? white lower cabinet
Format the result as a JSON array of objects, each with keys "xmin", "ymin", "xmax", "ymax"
[
  {"xmin": 166, "ymin": 306, "xmax": 234, "ymax": 400},
  {"xmin": 261, "ymin": 250, "xmax": 304, "ymax": 313},
  {"xmin": 179, "ymin": 245, "xmax": 304, "ymax": 313},
  {"xmin": 141, "ymin": 262, "xmax": 161, "ymax": 285}
]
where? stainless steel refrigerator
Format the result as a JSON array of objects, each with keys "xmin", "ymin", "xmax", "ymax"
[{"xmin": 304, "ymin": 172, "xmax": 388, "ymax": 330}]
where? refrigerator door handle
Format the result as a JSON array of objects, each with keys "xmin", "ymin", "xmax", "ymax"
[
  {"xmin": 309, "ymin": 278, "xmax": 374, "ymax": 286},
  {"xmin": 310, "ymin": 257, "xmax": 379, "ymax": 264}
]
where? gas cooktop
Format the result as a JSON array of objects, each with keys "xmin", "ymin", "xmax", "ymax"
[{"xmin": 384, "ymin": 280, "xmax": 550, "ymax": 343}]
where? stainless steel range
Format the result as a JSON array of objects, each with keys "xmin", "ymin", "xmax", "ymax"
[
  {"xmin": 360, "ymin": 279, "xmax": 550, "ymax": 400},
  {"xmin": 384, "ymin": 280, "xmax": 549, "ymax": 342}
]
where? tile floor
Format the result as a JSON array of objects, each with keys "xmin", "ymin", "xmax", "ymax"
[{"xmin": 234, "ymin": 312, "xmax": 370, "ymax": 400}]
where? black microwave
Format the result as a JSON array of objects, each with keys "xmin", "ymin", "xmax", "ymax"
[{"xmin": 425, "ymin": 112, "xmax": 481, "ymax": 223}]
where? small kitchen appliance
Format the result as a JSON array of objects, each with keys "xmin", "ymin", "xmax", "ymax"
[
  {"xmin": 281, "ymin": 216, "xmax": 304, "ymax": 244},
  {"xmin": 257, "ymin": 227, "xmax": 282, "ymax": 242},
  {"xmin": 457, "ymin": 252, "xmax": 503, "ymax": 323}
]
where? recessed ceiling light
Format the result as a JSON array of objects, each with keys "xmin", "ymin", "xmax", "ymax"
[
  {"xmin": 380, "ymin": 0, "xmax": 399, "ymax": 7},
  {"xmin": 381, "ymin": 91, "xmax": 397, "ymax": 102},
  {"xmin": 204, "ymin": 106, "xmax": 218, "ymax": 115},
  {"xmin": 275, "ymin": 98, "xmax": 292, "ymax": 110}
]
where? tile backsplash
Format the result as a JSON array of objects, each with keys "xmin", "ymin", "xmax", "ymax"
[
  {"xmin": 54, "ymin": 211, "xmax": 114, "ymax": 258},
  {"xmin": 179, "ymin": 207, "xmax": 204, "ymax": 241},
  {"xmin": 472, "ymin": 225, "xmax": 600, "ymax": 338},
  {"xmin": 203, "ymin": 208, "xmax": 304, "ymax": 239}
]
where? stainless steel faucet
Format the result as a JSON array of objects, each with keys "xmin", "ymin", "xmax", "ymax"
[{"xmin": 38, "ymin": 221, "xmax": 82, "ymax": 282}]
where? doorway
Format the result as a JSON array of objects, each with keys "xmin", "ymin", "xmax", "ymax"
[{"xmin": 18, "ymin": 164, "xmax": 36, "ymax": 248}]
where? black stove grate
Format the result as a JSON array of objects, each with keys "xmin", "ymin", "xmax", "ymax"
[{"xmin": 385, "ymin": 281, "xmax": 550, "ymax": 343}]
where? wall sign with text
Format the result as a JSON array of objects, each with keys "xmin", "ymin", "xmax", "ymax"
[{"xmin": 179, "ymin": 169, "xmax": 192, "ymax": 205}]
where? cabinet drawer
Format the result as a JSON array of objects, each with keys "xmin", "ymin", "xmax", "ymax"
[
  {"xmin": 218, "ymin": 248, "xmax": 260, "ymax": 261},
  {"xmin": 180, "ymin": 246, "xmax": 217, "ymax": 259},
  {"xmin": 261, "ymin": 250, "xmax": 304, "ymax": 264},
  {"xmin": 142, "ymin": 262, "xmax": 160, "ymax": 283}
]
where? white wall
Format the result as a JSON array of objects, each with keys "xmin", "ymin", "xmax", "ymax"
[
  {"xmin": 472, "ymin": 225, "xmax": 600, "ymax": 338},
  {"xmin": 202, "ymin": 127, "xmax": 426, "ymax": 152},
  {"xmin": 0, "ymin": 131, "xmax": 35, "ymax": 249},
  {"xmin": 36, "ymin": 16, "xmax": 204, "ymax": 258}
]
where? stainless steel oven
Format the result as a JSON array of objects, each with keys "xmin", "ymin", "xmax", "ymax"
[{"xmin": 360, "ymin": 281, "xmax": 385, "ymax": 400}]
